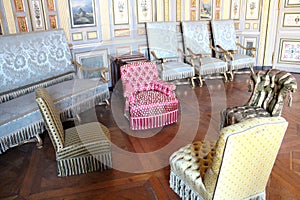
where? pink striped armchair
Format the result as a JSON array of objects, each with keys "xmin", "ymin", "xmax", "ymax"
[{"xmin": 120, "ymin": 62, "xmax": 179, "ymax": 130}]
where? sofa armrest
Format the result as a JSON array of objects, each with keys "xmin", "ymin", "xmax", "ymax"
[{"xmin": 71, "ymin": 60, "xmax": 108, "ymax": 83}]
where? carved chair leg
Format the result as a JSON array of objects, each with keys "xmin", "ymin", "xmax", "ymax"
[
  {"xmin": 105, "ymin": 99, "xmax": 110, "ymax": 106},
  {"xmin": 35, "ymin": 134, "xmax": 43, "ymax": 149},
  {"xmin": 191, "ymin": 77, "xmax": 197, "ymax": 88},
  {"xmin": 228, "ymin": 70, "xmax": 234, "ymax": 81},
  {"xmin": 223, "ymin": 72, "xmax": 228, "ymax": 82},
  {"xmin": 198, "ymin": 76, "xmax": 203, "ymax": 87}
]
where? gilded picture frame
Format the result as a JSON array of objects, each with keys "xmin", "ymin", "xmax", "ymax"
[
  {"xmin": 113, "ymin": 0, "xmax": 129, "ymax": 25},
  {"xmin": 283, "ymin": 12, "xmax": 300, "ymax": 27},
  {"xmin": 278, "ymin": 38, "xmax": 300, "ymax": 64},
  {"xmin": 28, "ymin": 0, "xmax": 46, "ymax": 31},
  {"xmin": 285, "ymin": 0, "xmax": 300, "ymax": 7},
  {"xmin": 199, "ymin": 0, "xmax": 212, "ymax": 20},
  {"xmin": 69, "ymin": 0, "xmax": 96, "ymax": 28},
  {"xmin": 245, "ymin": 0, "xmax": 260, "ymax": 20},
  {"xmin": 137, "ymin": 0, "xmax": 153, "ymax": 23},
  {"xmin": 230, "ymin": 0, "xmax": 241, "ymax": 20}
]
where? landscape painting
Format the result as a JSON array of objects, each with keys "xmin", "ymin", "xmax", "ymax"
[{"xmin": 69, "ymin": 0, "xmax": 96, "ymax": 28}]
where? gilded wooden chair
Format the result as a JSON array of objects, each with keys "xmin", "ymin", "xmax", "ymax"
[
  {"xmin": 220, "ymin": 69, "xmax": 297, "ymax": 128},
  {"xmin": 211, "ymin": 20, "xmax": 256, "ymax": 80},
  {"xmin": 170, "ymin": 117, "xmax": 288, "ymax": 200},
  {"xmin": 120, "ymin": 62, "xmax": 178, "ymax": 130},
  {"xmin": 35, "ymin": 87, "xmax": 112, "ymax": 176},
  {"xmin": 146, "ymin": 21, "xmax": 197, "ymax": 87},
  {"xmin": 181, "ymin": 21, "xmax": 228, "ymax": 87}
]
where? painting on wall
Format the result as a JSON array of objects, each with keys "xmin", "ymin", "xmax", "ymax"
[
  {"xmin": 17, "ymin": 17, "xmax": 28, "ymax": 32},
  {"xmin": 243, "ymin": 37, "xmax": 257, "ymax": 56},
  {"xmin": 14, "ymin": 0, "xmax": 25, "ymax": 12},
  {"xmin": 285, "ymin": 0, "xmax": 300, "ymax": 7},
  {"xmin": 113, "ymin": 0, "xmax": 129, "ymax": 24},
  {"xmin": 69, "ymin": 0, "xmax": 96, "ymax": 28},
  {"xmin": 278, "ymin": 38, "xmax": 300, "ymax": 64},
  {"xmin": 46, "ymin": 0, "xmax": 55, "ymax": 11},
  {"xmin": 283, "ymin": 13, "xmax": 300, "ymax": 27},
  {"xmin": 230, "ymin": 0, "xmax": 241, "ymax": 20},
  {"xmin": 245, "ymin": 0, "xmax": 260, "ymax": 20},
  {"xmin": 28, "ymin": 0, "xmax": 46, "ymax": 31},
  {"xmin": 49, "ymin": 15, "xmax": 57, "ymax": 29},
  {"xmin": 199, "ymin": 0, "xmax": 212, "ymax": 20},
  {"xmin": 137, "ymin": 0, "xmax": 153, "ymax": 23}
]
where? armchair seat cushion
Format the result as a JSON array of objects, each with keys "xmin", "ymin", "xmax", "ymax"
[
  {"xmin": 194, "ymin": 57, "xmax": 228, "ymax": 75},
  {"xmin": 0, "ymin": 79, "xmax": 109, "ymax": 153},
  {"xmin": 130, "ymin": 90, "xmax": 178, "ymax": 117},
  {"xmin": 159, "ymin": 61, "xmax": 195, "ymax": 81},
  {"xmin": 229, "ymin": 54, "xmax": 256, "ymax": 70}
]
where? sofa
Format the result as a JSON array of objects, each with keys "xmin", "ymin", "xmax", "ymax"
[{"xmin": 0, "ymin": 29, "xmax": 110, "ymax": 154}]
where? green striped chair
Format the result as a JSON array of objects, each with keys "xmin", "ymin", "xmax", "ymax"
[{"xmin": 35, "ymin": 87, "xmax": 112, "ymax": 176}]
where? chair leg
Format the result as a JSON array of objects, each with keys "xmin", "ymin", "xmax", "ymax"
[
  {"xmin": 36, "ymin": 134, "xmax": 43, "ymax": 149},
  {"xmin": 228, "ymin": 70, "xmax": 234, "ymax": 81},
  {"xmin": 191, "ymin": 77, "xmax": 197, "ymax": 88},
  {"xmin": 223, "ymin": 72, "xmax": 228, "ymax": 82},
  {"xmin": 198, "ymin": 76, "xmax": 203, "ymax": 87}
]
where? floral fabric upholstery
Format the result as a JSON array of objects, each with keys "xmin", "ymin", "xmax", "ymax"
[
  {"xmin": 120, "ymin": 62, "xmax": 178, "ymax": 130},
  {"xmin": 170, "ymin": 116, "xmax": 288, "ymax": 200},
  {"xmin": 211, "ymin": 20, "xmax": 255, "ymax": 72},
  {"xmin": 146, "ymin": 22, "xmax": 195, "ymax": 83},
  {"xmin": 0, "ymin": 30, "xmax": 110, "ymax": 153},
  {"xmin": 35, "ymin": 87, "xmax": 112, "ymax": 176},
  {"xmin": 221, "ymin": 69, "xmax": 297, "ymax": 128},
  {"xmin": 181, "ymin": 21, "xmax": 228, "ymax": 78}
]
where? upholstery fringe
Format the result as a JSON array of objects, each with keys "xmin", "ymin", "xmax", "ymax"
[
  {"xmin": 0, "ymin": 120, "xmax": 45, "ymax": 154},
  {"xmin": 170, "ymin": 171, "xmax": 204, "ymax": 200},
  {"xmin": 231, "ymin": 62, "xmax": 254, "ymax": 71},
  {"xmin": 170, "ymin": 171, "xmax": 266, "ymax": 200},
  {"xmin": 200, "ymin": 66, "xmax": 227, "ymax": 76},
  {"xmin": 162, "ymin": 71, "xmax": 195, "ymax": 82},
  {"xmin": 0, "ymin": 73, "xmax": 75, "ymax": 103},
  {"xmin": 130, "ymin": 110, "xmax": 178, "ymax": 130},
  {"xmin": 57, "ymin": 152, "xmax": 112, "ymax": 177}
]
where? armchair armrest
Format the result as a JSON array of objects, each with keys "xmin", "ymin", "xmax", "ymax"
[
  {"xmin": 151, "ymin": 51, "xmax": 167, "ymax": 71},
  {"xmin": 71, "ymin": 60, "xmax": 108, "ymax": 83},
  {"xmin": 216, "ymin": 45, "xmax": 234, "ymax": 61},
  {"xmin": 236, "ymin": 43, "xmax": 256, "ymax": 57},
  {"xmin": 151, "ymin": 80, "xmax": 176, "ymax": 96}
]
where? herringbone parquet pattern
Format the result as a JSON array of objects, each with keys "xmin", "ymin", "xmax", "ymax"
[{"xmin": 0, "ymin": 73, "xmax": 299, "ymax": 200}]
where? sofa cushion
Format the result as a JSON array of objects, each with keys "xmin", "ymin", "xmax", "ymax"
[{"xmin": 0, "ymin": 79, "xmax": 109, "ymax": 153}]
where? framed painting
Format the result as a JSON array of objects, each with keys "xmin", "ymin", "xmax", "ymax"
[
  {"xmin": 285, "ymin": 0, "xmax": 300, "ymax": 7},
  {"xmin": 243, "ymin": 37, "xmax": 257, "ymax": 56},
  {"xmin": 230, "ymin": 0, "xmax": 241, "ymax": 20},
  {"xmin": 46, "ymin": 0, "xmax": 55, "ymax": 11},
  {"xmin": 49, "ymin": 15, "xmax": 57, "ymax": 29},
  {"xmin": 75, "ymin": 49, "xmax": 111, "ymax": 81},
  {"xmin": 69, "ymin": 0, "xmax": 96, "ymax": 28},
  {"xmin": 17, "ymin": 17, "xmax": 28, "ymax": 32},
  {"xmin": 278, "ymin": 38, "xmax": 300, "ymax": 64},
  {"xmin": 14, "ymin": 0, "xmax": 25, "ymax": 12},
  {"xmin": 245, "ymin": 0, "xmax": 260, "ymax": 20},
  {"xmin": 191, "ymin": 0, "xmax": 196, "ymax": 8},
  {"xmin": 199, "ymin": 0, "xmax": 212, "ymax": 20},
  {"xmin": 113, "ymin": 0, "xmax": 129, "ymax": 25},
  {"xmin": 28, "ymin": 0, "xmax": 46, "ymax": 31},
  {"xmin": 137, "ymin": 0, "xmax": 153, "ymax": 23},
  {"xmin": 283, "ymin": 13, "xmax": 300, "ymax": 27}
]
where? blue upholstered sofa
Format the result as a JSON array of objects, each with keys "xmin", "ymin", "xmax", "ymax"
[{"xmin": 0, "ymin": 29, "xmax": 110, "ymax": 154}]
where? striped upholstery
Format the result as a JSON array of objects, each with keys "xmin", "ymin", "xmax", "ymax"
[
  {"xmin": 35, "ymin": 87, "xmax": 112, "ymax": 176},
  {"xmin": 170, "ymin": 117, "xmax": 288, "ymax": 200},
  {"xmin": 221, "ymin": 69, "xmax": 297, "ymax": 128}
]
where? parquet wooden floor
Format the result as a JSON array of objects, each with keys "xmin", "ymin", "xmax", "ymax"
[{"xmin": 0, "ymin": 73, "xmax": 299, "ymax": 200}]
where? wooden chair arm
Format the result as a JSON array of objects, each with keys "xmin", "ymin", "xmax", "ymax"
[{"xmin": 71, "ymin": 60, "xmax": 108, "ymax": 83}]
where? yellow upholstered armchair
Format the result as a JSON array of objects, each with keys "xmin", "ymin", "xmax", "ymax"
[
  {"xmin": 35, "ymin": 87, "xmax": 112, "ymax": 176},
  {"xmin": 170, "ymin": 117, "xmax": 288, "ymax": 200}
]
